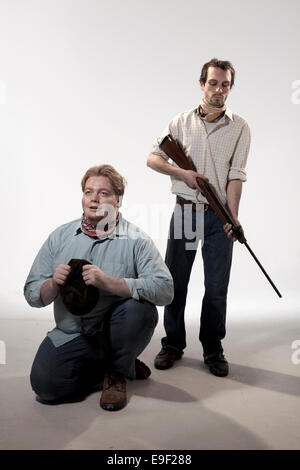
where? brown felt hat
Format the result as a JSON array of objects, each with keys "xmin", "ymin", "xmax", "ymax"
[{"xmin": 59, "ymin": 259, "xmax": 99, "ymax": 316}]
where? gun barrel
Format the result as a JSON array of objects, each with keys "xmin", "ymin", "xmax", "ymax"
[{"xmin": 244, "ymin": 242, "xmax": 282, "ymax": 298}]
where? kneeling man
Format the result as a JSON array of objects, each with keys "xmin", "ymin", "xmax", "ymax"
[{"xmin": 24, "ymin": 164, "xmax": 173, "ymax": 411}]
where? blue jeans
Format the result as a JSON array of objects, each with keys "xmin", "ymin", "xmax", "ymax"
[
  {"xmin": 30, "ymin": 299, "xmax": 158, "ymax": 402},
  {"xmin": 162, "ymin": 201, "xmax": 233, "ymax": 357}
]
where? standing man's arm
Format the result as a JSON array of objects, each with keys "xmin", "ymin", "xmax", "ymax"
[
  {"xmin": 147, "ymin": 153, "xmax": 206, "ymax": 190},
  {"xmin": 147, "ymin": 114, "xmax": 206, "ymax": 190},
  {"xmin": 224, "ymin": 122, "xmax": 251, "ymax": 240},
  {"xmin": 224, "ymin": 179, "xmax": 243, "ymax": 240},
  {"xmin": 226, "ymin": 179, "xmax": 242, "ymax": 221}
]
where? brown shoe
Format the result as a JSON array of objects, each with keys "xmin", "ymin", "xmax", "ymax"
[
  {"xmin": 100, "ymin": 372, "xmax": 127, "ymax": 411},
  {"xmin": 204, "ymin": 353, "xmax": 229, "ymax": 377},
  {"xmin": 135, "ymin": 359, "xmax": 151, "ymax": 380},
  {"xmin": 154, "ymin": 347, "xmax": 183, "ymax": 370}
]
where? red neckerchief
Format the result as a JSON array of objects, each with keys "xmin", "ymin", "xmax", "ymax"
[
  {"xmin": 81, "ymin": 213, "xmax": 119, "ymax": 238},
  {"xmin": 81, "ymin": 214, "xmax": 98, "ymax": 237}
]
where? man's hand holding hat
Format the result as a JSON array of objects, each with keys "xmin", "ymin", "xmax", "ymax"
[
  {"xmin": 82, "ymin": 264, "xmax": 131, "ymax": 298},
  {"xmin": 40, "ymin": 264, "xmax": 71, "ymax": 306},
  {"xmin": 53, "ymin": 264, "xmax": 71, "ymax": 285}
]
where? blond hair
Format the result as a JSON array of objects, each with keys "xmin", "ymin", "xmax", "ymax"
[{"xmin": 81, "ymin": 164, "xmax": 126, "ymax": 196}]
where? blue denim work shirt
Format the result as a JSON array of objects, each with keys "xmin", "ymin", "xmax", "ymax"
[{"xmin": 24, "ymin": 214, "xmax": 174, "ymax": 347}]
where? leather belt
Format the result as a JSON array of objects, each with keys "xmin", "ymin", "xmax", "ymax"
[{"xmin": 176, "ymin": 196, "xmax": 212, "ymax": 212}]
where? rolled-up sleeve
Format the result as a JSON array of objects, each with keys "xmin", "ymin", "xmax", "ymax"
[
  {"xmin": 150, "ymin": 114, "xmax": 181, "ymax": 161},
  {"xmin": 123, "ymin": 238, "xmax": 174, "ymax": 306},
  {"xmin": 228, "ymin": 123, "xmax": 251, "ymax": 181},
  {"xmin": 24, "ymin": 235, "xmax": 54, "ymax": 307}
]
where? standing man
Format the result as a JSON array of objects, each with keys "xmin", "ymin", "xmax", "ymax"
[
  {"xmin": 147, "ymin": 58, "xmax": 251, "ymax": 377},
  {"xmin": 24, "ymin": 164, "xmax": 173, "ymax": 410}
]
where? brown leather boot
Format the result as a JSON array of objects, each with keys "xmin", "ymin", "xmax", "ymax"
[
  {"xmin": 204, "ymin": 353, "xmax": 229, "ymax": 377},
  {"xmin": 135, "ymin": 359, "xmax": 151, "ymax": 380},
  {"xmin": 100, "ymin": 372, "xmax": 127, "ymax": 411},
  {"xmin": 154, "ymin": 347, "xmax": 183, "ymax": 370}
]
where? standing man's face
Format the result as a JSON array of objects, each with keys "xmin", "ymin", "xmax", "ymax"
[{"xmin": 200, "ymin": 66, "xmax": 232, "ymax": 107}]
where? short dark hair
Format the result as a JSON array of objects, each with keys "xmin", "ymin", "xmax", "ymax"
[{"xmin": 199, "ymin": 58, "xmax": 235, "ymax": 87}]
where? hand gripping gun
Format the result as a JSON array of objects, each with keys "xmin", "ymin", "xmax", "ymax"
[{"xmin": 159, "ymin": 134, "xmax": 282, "ymax": 298}]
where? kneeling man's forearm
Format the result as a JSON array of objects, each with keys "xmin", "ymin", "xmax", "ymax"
[{"xmin": 82, "ymin": 264, "xmax": 131, "ymax": 298}]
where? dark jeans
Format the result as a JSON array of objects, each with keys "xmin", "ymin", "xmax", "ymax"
[
  {"xmin": 30, "ymin": 299, "xmax": 158, "ymax": 402},
  {"xmin": 162, "ymin": 202, "xmax": 233, "ymax": 357}
]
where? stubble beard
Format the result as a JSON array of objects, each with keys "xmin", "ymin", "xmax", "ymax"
[{"xmin": 210, "ymin": 95, "xmax": 226, "ymax": 107}]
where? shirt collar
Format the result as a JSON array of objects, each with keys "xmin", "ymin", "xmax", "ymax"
[{"xmin": 225, "ymin": 107, "xmax": 233, "ymax": 120}]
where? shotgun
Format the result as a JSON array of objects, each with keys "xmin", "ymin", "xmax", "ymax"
[{"xmin": 159, "ymin": 134, "xmax": 282, "ymax": 298}]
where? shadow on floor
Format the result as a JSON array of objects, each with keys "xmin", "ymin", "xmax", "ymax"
[
  {"xmin": 182, "ymin": 356, "xmax": 300, "ymax": 397},
  {"xmin": 0, "ymin": 374, "xmax": 269, "ymax": 450},
  {"xmin": 127, "ymin": 377, "xmax": 197, "ymax": 403}
]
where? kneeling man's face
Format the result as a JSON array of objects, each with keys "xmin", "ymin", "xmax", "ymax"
[{"xmin": 82, "ymin": 176, "xmax": 119, "ymax": 225}]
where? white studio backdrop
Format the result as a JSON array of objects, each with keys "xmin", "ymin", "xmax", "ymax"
[{"xmin": 0, "ymin": 0, "xmax": 299, "ymax": 320}]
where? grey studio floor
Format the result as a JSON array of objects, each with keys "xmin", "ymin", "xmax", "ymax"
[{"xmin": 0, "ymin": 308, "xmax": 300, "ymax": 451}]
